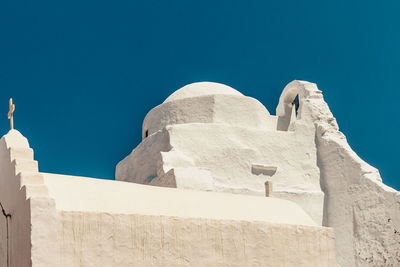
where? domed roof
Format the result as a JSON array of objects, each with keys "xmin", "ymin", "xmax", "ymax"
[{"xmin": 163, "ymin": 82, "xmax": 243, "ymax": 103}]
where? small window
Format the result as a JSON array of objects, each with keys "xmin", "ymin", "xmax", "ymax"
[
  {"xmin": 292, "ymin": 95, "xmax": 299, "ymax": 116},
  {"xmin": 145, "ymin": 130, "xmax": 149, "ymax": 138}
]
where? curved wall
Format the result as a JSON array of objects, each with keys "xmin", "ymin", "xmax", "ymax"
[{"xmin": 142, "ymin": 94, "xmax": 273, "ymax": 139}]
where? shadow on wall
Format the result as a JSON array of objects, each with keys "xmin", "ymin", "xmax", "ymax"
[
  {"xmin": 277, "ymin": 94, "xmax": 299, "ymax": 131},
  {"xmin": 0, "ymin": 201, "xmax": 11, "ymax": 267}
]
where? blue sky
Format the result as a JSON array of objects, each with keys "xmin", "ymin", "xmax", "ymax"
[{"xmin": 0, "ymin": 0, "xmax": 399, "ymax": 190}]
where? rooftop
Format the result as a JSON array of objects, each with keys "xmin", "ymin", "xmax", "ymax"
[{"xmin": 163, "ymin": 82, "xmax": 243, "ymax": 103}]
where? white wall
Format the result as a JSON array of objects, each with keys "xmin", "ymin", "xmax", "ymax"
[
  {"xmin": 57, "ymin": 211, "xmax": 336, "ymax": 267},
  {"xmin": 0, "ymin": 129, "xmax": 338, "ymax": 266},
  {"xmin": 0, "ymin": 130, "xmax": 32, "ymax": 267},
  {"xmin": 285, "ymin": 80, "xmax": 400, "ymax": 267},
  {"xmin": 118, "ymin": 80, "xmax": 400, "ymax": 266},
  {"xmin": 142, "ymin": 94, "xmax": 274, "ymax": 139},
  {"xmin": 117, "ymin": 82, "xmax": 325, "ymax": 225},
  {"xmin": 0, "ymin": 210, "xmax": 6, "ymax": 267}
]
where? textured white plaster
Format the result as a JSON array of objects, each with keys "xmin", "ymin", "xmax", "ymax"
[
  {"xmin": 164, "ymin": 81, "xmax": 243, "ymax": 103},
  {"xmin": 0, "ymin": 211, "xmax": 6, "ymax": 267},
  {"xmin": 57, "ymin": 212, "xmax": 337, "ymax": 267},
  {"xmin": 0, "ymin": 130, "xmax": 57, "ymax": 266},
  {"xmin": 117, "ymin": 82, "xmax": 325, "ymax": 225},
  {"xmin": 142, "ymin": 94, "xmax": 274, "ymax": 140},
  {"xmin": 281, "ymin": 80, "xmax": 400, "ymax": 266},
  {"xmin": 42, "ymin": 172, "xmax": 317, "ymax": 226},
  {"xmin": 117, "ymin": 80, "xmax": 400, "ymax": 266},
  {"xmin": 0, "ymin": 129, "xmax": 338, "ymax": 266},
  {"xmin": 5, "ymin": 79, "xmax": 398, "ymax": 266}
]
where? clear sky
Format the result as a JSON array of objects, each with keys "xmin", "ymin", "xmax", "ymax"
[{"xmin": 1, "ymin": 1, "xmax": 399, "ymax": 190}]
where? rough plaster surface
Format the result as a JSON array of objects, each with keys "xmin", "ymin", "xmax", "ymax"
[
  {"xmin": 0, "ymin": 130, "xmax": 58, "ymax": 266},
  {"xmin": 279, "ymin": 80, "xmax": 400, "ymax": 266},
  {"xmin": 0, "ymin": 130, "xmax": 337, "ymax": 266},
  {"xmin": 0, "ymin": 211, "xmax": 6, "ymax": 267},
  {"xmin": 2, "ymin": 80, "xmax": 397, "ymax": 266},
  {"xmin": 58, "ymin": 212, "xmax": 336, "ymax": 267},
  {"xmin": 117, "ymin": 80, "xmax": 400, "ymax": 266},
  {"xmin": 164, "ymin": 81, "xmax": 243, "ymax": 103},
  {"xmin": 117, "ymin": 82, "xmax": 325, "ymax": 225},
  {"xmin": 42, "ymin": 173, "xmax": 317, "ymax": 226}
]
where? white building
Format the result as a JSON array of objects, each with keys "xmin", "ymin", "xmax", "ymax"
[{"xmin": 0, "ymin": 80, "xmax": 399, "ymax": 266}]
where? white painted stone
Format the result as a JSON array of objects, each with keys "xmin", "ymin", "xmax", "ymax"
[
  {"xmin": 286, "ymin": 80, "xmax": 400, "ymax": 267},
  {"xmin": 0, "ymin": 129, "xmax": 337, "ymax": 266},
  {"xmin": 4, "ymin": 79, "xmax": 398, "ymax": 266},
  {"xmin": 42, "ymin": 172, "xmax": 317, "ymax": 226},
  {"xmin": 0, "ymin": 212, "xmax": 6, "ymax": 267},
  {"xmin": 278, "ymin": 80, "xmax": 400, "ymax": 266},
  {"xmin": 12, "ymin": 158, "xmax": 38, "ymax": 174},
  {"xmin": 117, "ymin": 82, "xmax": 325, "ymax": 225},
  {"xmin": 8, "ymin": 147, "xmax": 33, "ymax": 160},
  {"xmin": 17, "ymin": 172, "xmax": 44, "ymax": 187},
  {"xmin": 163, "ymin": 81, "xmax": 243, "ymax": 103},
  {"xmin": 117, "ymin": 80, "xmax": 400, "ymax": 266},
  {"xmin": 0, "ymin": 130, "xmax": 47, "ymax": 267}
]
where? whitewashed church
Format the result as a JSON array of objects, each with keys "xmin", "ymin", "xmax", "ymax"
[{"xmin": 0, "ymin": 80, "xmax": 399, "ymax": 266}]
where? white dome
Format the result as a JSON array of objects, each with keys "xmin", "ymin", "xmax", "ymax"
[{"xmin": 164, "ymin": 82, "xmax": 243, "ymax": 103}]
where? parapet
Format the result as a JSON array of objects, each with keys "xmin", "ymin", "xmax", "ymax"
[{"xmin": 0, "ymin": 129, "xmax": 337, "ymax": 266}]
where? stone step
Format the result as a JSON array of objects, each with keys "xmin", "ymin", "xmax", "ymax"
[
  {"xmin": 23, "ymin": 184, "xmax": 49, "ymax": 198},
  {"xmin": 8, "ymin": 147, "xmax": 34, "ymax": 161},
  {"xmin": 12, "ymin": 159, "xmax": 38, "ymax": 174},
  {"xmin": 17, "ymin": 172, "xmax": 44, "ymax": 188}
]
